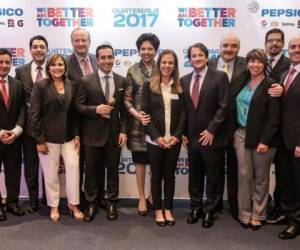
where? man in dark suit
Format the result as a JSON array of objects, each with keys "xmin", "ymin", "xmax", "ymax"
[
  {"xmin": 264, "ymin": 28, "xmax": 291, "ymax": 224},
  {"xmin": 75, "ymin": 44, "xmax": 127, "ymax": 222},
  {"xmin": 66, "ymin": 28, "xmax": 98, "ymax": 210},
  {"xmin": 208, "ymin": 33, "xmax": 246, "ymax": 218},
  {"xmin": 277, "ymin": 35, "xmax": 300, "ymax": 239},
  {"xmin": 15, "ymin": 35, "xmax": 48, "ymax": 213},
  {"xmin": 0, "ymin": 49, "xmax": 25, "ymax": 219},
  {"xmin": 181, "ymin": 43, "xmax": 229, "ymax": 228}
]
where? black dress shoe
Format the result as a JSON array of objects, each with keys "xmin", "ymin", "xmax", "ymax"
[
  {"xmin": 138, "ymin": 210, "xmax": 148, "ymax": 216},
  {"xmin": 6, "ymin": 204, "xmax": 25, "ymax": 216},
  {"xmin": 27, "ymin": 202, "xmax": 39, "ymax": 213},
  {"xmin": 202, "ymin": 213, "xmax": 214, "ymax": 228},
  {"xmin": 240, "ymin": 221, "xmax": 250, "ymax": 229},
  {"xmin": 279, "ymin": 225, "xmax": 300, "ymax": 240},
  {"xmin": 83, "ymin": 205, "xmax": 97, "ymax": 222},
  {"xmin": 107, "ymin": 204, "xmax": 118, "ymax": 220},
  {"xmin": 187, "ymin": 208, "xmax": 202, "ymax": 224},
  {"xmin": 0, "ymin": 205, "xmax": 7, "ymax": 221}
]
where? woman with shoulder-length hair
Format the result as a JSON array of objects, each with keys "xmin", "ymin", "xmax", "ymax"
[
  {"xmin": 141, "ymin": 49, "xmax": 186, "ymax": 226},
  {"xmin": 228, "ymin": 49, "xmax": 280, "ymax": 230},
  {"xmin": 30, "ymin": 53, "xmax": 83, "ymax": 222},
  {"xmin": 124, "ymin": 33, "xmax": 160, "ymax": 215}
]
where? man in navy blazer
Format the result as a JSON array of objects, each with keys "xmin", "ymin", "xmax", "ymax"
[{"xmin": 181, "ymin": 43, "xmax": 229, "ymax": 228}]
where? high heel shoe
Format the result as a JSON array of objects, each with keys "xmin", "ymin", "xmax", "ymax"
[
  {"xmin": 138, "ymin": 199, "xmax": 148, "ymax": 216},
  {"xmin": 68, "ymin": 204, "xmax": 84, "ymax": 221},
  {"xmin": 165, "ymin": 210, "xmax": 175, "ymax": 226},
  {"xmin": 250, "ymin": 219, "xmax": 262, "ymax": 230},
  {"xmin": 155, "ymin": 210, "xmax": 166, "ymax": 227},
  {"xmin": 50, "ymin": 208, "xmax": 60, "ymax": 222}
]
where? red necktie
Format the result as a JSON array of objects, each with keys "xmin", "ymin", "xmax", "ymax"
[
  {"xmin": 0, "ymin": 79, "xmax": 9, "ymax": 109},
  {"xmin": 36, "ymin": 66, "xmax": 43, "ymax": 82},
  {"xmin": 191, "ymin": 74, "xmax": 200, "ymax": 108},
  {"xmin": 284, "ymin": 67, "xmax": 297, "ymax": 93},
  {"xmin": 81, "ymin": 58, "xmax": 93, "ymax": 75}
]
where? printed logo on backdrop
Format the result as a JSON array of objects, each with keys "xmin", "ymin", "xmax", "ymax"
[
  {"xmin": 4, "ymin": 48, "xmax": 25, "ymax": 67},
  {"xmin": 183, "ymin": 48, "xmax": 220, "ymax": 68},
  {"xmin": 0, "ymin": 8, "xmax": 24, "ymax": 27},
  {"xmin": 48, "ymin": 48, "xmax": 73, "ymax": 56},
  {"xmin": 178, "ymin": 7, "xmax": 236, "ymax": 28},
  {"xmin": 119, "ymin": 156, "xmax": 189, "ymax": 175},
  {"xmin": 36, "ymin": 7, "xmax": 93, "ymax": 27},
  {"xmin": 247, "ymin": 0, "xmax": 300, "ymax": 29},
  {"xmin": 113, "ymin": 8, "xmax": 159, "ymax": 27}
]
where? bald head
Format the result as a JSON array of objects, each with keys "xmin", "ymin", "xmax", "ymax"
[
  {"xmin": 219, "ymin": 33, "xmax": 241, "ymax": 63},
  {"xmin": 288, "ymin": 35, "xmax": 300, "ymax": 65},
  {"xmin": 71, "ymin": 28, "xmax": 91, "ymax": 57}
]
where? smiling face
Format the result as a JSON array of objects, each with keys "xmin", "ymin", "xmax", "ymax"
[
  {"xmin": 97, "ymin": 48, "xmax": 114, "ymax": 74},
  {"xmin": 0, "ymin": 54, "xmax": 11, "ymax": 78},
  {"xmin": 159, "ymin": 53, "xmax": 175, "ymax": 79},
  {"xmin": 71, "ymin": 29, "xmax": 90, "ymax": 57},
  {"xmin": 265, "ymin": 32, "xmax": 284, "ymax": 57},
  {"xmin": 220, "ymin": 35, "xmax": 240, "ymax": 63},
  {"xmin": 247, "ymin": 59, "xmax": 265, "ymax": 77},
  {"xmin": 288, "ymin": 36, "xmax": 300, "ymax": 66},
  {"xmin": 139, "ymin": 40, "xmax": 156, "ymax": 65},
  {"xmin": 30, "ymin": 39, "xmax": 47, "ymax": 65},
  {"xmin": 48, "ymin": 57, "xmax": 66, "ymax": 80},
  {"xmin": 190, "ymin": 47, "xmax": 208, "ymax": 72}
]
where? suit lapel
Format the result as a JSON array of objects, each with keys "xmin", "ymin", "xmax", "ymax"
[
  {"xmin": 284, "ymin": 72, "xmax": 300, "ymax": 99},
  {"xmin": 183, "ymin": 73, "xmax": 194, "ymax": 108},
  {"xmin": 48, "ymin": 80, "xmax": 65, "ymax": 107},
  {"xmin": 64, "ymin": 79, "xmax": 72, "ymax": 111},
  {"xmin": 197, "ymin": 68, "xmax": 213, "ymax": 109},
  {"xmin": 89, "ymin": 54, "xmax": 98, "ymax": 73},
  {"xmin": 91, "ymin": 73, "xmax": 106, "ymax": 101},
  {"xmin": 6, "ymin": 76, "xmax": 15, "ymax": 110},
  {"xmin": 70, "ymin": 54, "xmax": 83, "ymax": 77}
]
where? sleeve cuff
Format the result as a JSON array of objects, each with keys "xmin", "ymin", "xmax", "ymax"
[{"xmin": 11, "ymin": 125, "xmax": 23, "ymax": 137}]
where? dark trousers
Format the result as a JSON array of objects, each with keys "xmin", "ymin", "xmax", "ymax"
[
  {"xmin": 147, "ymin": 142, "xmax": 181, "ymax": 210},
  {"xmin": 84, "ymin": 142, "xmax": 121, "ymax": 206},
  {"xmin": 188, "ymin": 145, "xmax": 225, "ymax": 214},
  {"xmin": 0, "ymin": 140, "xmax": 22, "ymax": 204},
  {"xmin": 270, "ymin": 151, "xmax": 281, "ymax": 209},
  {"xmin": 277, "ymin": 144, "xmax": 300, "ymax": 226},
  {"xmin": 21, "ymin": 134, "xmax": 40, "ymax": 203}
]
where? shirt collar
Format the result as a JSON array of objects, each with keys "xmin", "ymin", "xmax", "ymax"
[
  {"xmin": 32, "ymin": 60, "xmax": 46, "ymax": 70},
  {"xmin": 74, "ymin": 52, "xmax": 90, "ymax": 63},
  {"xmin": 193, "ymin": 65, "xmax": 208, "ymax": 78},
  {"xmin": 160, "ymin": 79, "xmax": 174, "ymax": 88},
  {"xmin": 219, "ymin": 56, "xmax": 235, "ymax": 68},
  {"xmin": 98, "ymin": 68, "xmax": 113, "ymax": 79},
  {"xmin": 290, "ymin": 63, "xmax": 300, "ymax": 72},
  {"xmin": 0, "ymin": 75, "xmax": 9, "ymax": 82}
]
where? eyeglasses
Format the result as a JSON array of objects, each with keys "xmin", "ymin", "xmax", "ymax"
[{"xmin": 266, "ymin": 38, "xmax": 283, "ymax": 44}]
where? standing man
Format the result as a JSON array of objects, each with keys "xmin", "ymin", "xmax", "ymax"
[
  {"xmin": 208, "ymin": 33, "xmax": 246, "ymax": 218},
  {"xmin": 264, "ymin": 28, "xmax": 291, "ymax": 224},
  {"xmin": 182, "ymin": 43, "xmax": 229, "ymax": 228},
  {"xmin": 66, "ymin": 28, "xmax": 98, "ymax": 209},
  {"xmin": 15, "ymin": 35, "xmax": 48, "ymax": 212},
  {"xmin": 75, "ymin": 44, "xmax": 127, "ymax": 222},
  {"xmin": 277, "ymin": 35, "xmax": 300, "ymax": 239},
  {"xmin": 0, "ymin": 49, "xmax": 25, "ymax": 219}
]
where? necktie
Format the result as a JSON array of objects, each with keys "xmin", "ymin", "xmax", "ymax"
[
  {"xmin": 81, "ymin": 58, "xmax": 93, "ymax": 76},
  {"xmin": 284, "ymin": 67, "xmax": 297, "ymax": 93},
  {"xmin": 223, "ymin": 63, "xmax": 229, "ymax": 77},
  {"xmin": 191, "ymin": 74, "xmax": 200, "ymax": 108},
  {"xmin": 266, "ymin": 57, "xmax": 274, "ymax": 76},
  {"xmin": 36, "ymin": 66, "xmax": 43, "ymax": 82},
  {"xmin": 104, "ymin": 75, "xmax": 110, "ymax": 101},
  {"xmin": 0, "ymin": 79, "xmax": 9, "ymax": 109}
]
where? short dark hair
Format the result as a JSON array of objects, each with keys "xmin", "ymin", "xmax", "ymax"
[
  {"xmin": 136, "ymin": 33, "xmax": 160, "ymax": 52},
  {"xmin": 0, "ymin": 48, "xmax": 12, "ymax": 59},
  {"xmin": 265, "ymin": 28, "xmax": 285, "ymax": 43},
  {"xmin": 96, "ymin": 44, "xmax": 114, "ymax": 59},
  {"xmin": 29, "ymin": 35, "xmax": 48, "ymax": 49},
  {"xmin": 246, "ymin": 49, "xmax": 268, "ymax": 69},
  {"xmin": 45, "ymin": 54, "xmax": 68, "ymax": 81},
  {"xmin": 187, "ymin": 43, "xmax": 209, "ymax": 60}
]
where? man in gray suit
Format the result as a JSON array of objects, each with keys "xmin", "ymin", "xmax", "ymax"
[{"xmin": 208, "ymin": 33, "xmax": 246, "ymax": 218}]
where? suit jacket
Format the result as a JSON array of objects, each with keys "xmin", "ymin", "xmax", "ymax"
[
  {"xmin": 75, "ymin": 72, "xmax": 127, "ymax": 147},
  {"xmin": 228, "ymin": 72, "xmax": 280, "ymax": 148},
  {"xmin": 0, "ymin": 76, "xmax": 25, "ymax": 150},
  {"xmin": 141, "ymin": 81, "xmax": 186, "ymax": 141},
  {"xmin": 269, "ymin": 54, "xmax": 290, "ymax": 82},
  {"xmin": 280, "ymin": 70, "xmax": 300, "ymax": 149},
  {"xmin": 66, "ymin": 53, "xmax": 98, "ymax": 81},
  {"xmin": 180, "ymin": 68, "xmax": 229, "ymax": 148},
  {"xmin": 15, "ymin": 61, "xmax": 36, "ymax": 136},
  {"xmin": 30, "ymin": 78, "xmax": 79, "ymax": 144},
  {"xmin": 208, "ymin": 55, "xmax": 247, "ymax": 82}
]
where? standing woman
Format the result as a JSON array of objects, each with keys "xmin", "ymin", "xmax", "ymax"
[
  {"xmin": 124, "ymin": 33, "xmax": 160, "ymax": 215},
  {"xmin": 141, "ymin": 50, "xmax": 186, "ymax": 226},
  {"xmin": 30, "ymin": 54, "xmax": 83, "ymax": 221},
  {"xmin": 228, "ymin": 49, "xmax": 280, "ymax": 229}
]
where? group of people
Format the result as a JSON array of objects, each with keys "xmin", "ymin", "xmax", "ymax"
[{"xmin": 0, "ymin": 27, "xmax": 299, "ymax": 240}]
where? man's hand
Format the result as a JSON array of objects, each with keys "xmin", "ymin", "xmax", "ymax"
[
  {"xmin": 96, "ymin": 104, "xmax": 114, "ymax": 116},
  {"xmin": 118, "ymin": 133, "xmax": 127, "ymax": 147},
  {"xmin": 256, "ymin": 143, "xmax": 269, "ymax": 153},
  {"xmin": 182, "ymin": 136, "xmax": 189, "ymax": 150},
  {"xmin": 37, "ymin": 143, "xmax": 49, "ymax": 154},
  {"xmin": 155, "ymin": 137, "xmax": 169, "ymax": 148},
  {"xmin": 295, "ymin": 146, "xmax": 300, "ymax": 158},
  {"xmin": 199, "ymin": 130, "xmax": 214, "ymax": 146},
  {"xmin": 165, "ymin": 136, "xmax": 179, "ymax": 148},
  {"xmin": 268, "ymin": 83, "xmax": 283, "ymax": 97}
]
